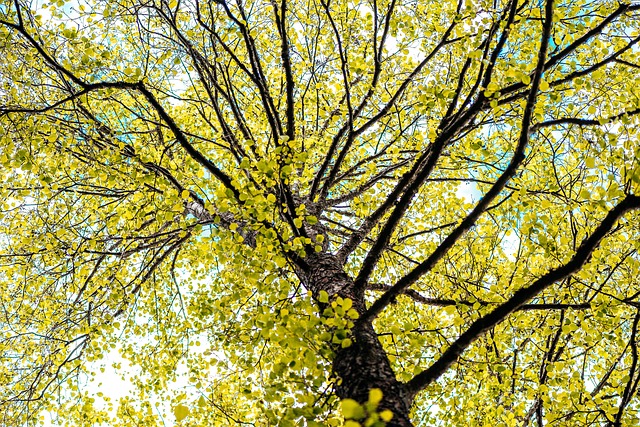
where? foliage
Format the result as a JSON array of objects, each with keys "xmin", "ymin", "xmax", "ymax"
[{"xmin": 1, "ymin": 0, "xmax": 640, "ymax": 425}]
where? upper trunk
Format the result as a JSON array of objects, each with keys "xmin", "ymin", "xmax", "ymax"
[{"xmin": 305, "ymin": 254, "xmax": 414, "ymax": 427}]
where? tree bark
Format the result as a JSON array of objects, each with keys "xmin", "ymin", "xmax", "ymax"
[{"xmin": 305, "ymin": 254, "xmax": 414, "ymax": 426}]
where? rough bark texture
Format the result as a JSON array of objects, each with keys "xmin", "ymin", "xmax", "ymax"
[{"xmin": 305, "ymin": 254, "xmax": 414, "ymax": 426}]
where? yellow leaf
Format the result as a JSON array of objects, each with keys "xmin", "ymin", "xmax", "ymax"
[
  {"xmin": 197, "ymin": 395, "xmax": 206, "ymax": 407},
  {"xmin": 173, "ymin": 404, "xmax": 189, "ymax": 422},
  {"xmin": 380, "ymin": 410, "xmax": 394, "ymax": 422},
  {"xmin": 539, "ymin": 79, "xmax": 549, "ymax": 91},
  {"xmin": 347, "ymin": 308, "xmax": 360, "ymax": 319},
  {"xmin": 369, "ymin": 388, "xmax": 383, "ymax": 405},
  {"xmin": 341, "ymin": 398, "xmax": 365, "ymax": 419},
  {"xmin": 319, "ymin": 290, "xmax": 329, "ymax": 303}
]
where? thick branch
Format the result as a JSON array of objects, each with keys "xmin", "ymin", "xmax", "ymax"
[
  {"xmin": 367, "ymin": 283, "xmax": 592, "ymax": 311},
  {"xmin": 135, "ymin": 82, "xmax": 239, "ymax": 198},
  {"xmin": 497, "ymin": 3, "xmax": 640, "ymax": 100},
  {"xmin": 405, "ymin": 193, "xmax": 640, "ymax": 398},
  {"xmin": 272, "ymin": 0, "xmax": 296, "ymax": 140},
  {"xmin": 356, "ymin": 0, "xmax": 555, "ymax": 321},
  {"xmin": 531, "ymin": 107, "xmax": 640, "ymax": 131}
]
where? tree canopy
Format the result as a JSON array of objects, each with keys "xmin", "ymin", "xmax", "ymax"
[{"xmin": 2, "ymin": 0, "xmax": 640, "ymax": 425}]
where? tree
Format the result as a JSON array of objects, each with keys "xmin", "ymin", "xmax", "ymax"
[{"xmin": 2, "ymin": 0, "xmax": 640, "ymax": 424}]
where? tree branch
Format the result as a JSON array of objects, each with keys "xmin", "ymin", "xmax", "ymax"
[
  {"xmin": 531, "ymin": 107, "xmax": 640, "ymax": 132},
  {"xmin": 355, "ymin": 0, "xmax": 555, "ymax": 309},
  {"xmin": 135, "ymin": 82, "xmax": 239, "ymax": 198},
  {"xmin": 405, "ymin": 193, "xmax": 640, "ymax": 398},
  {"xmin": 367, "ymin": 283, "xmax": 592, "ymax": 311}
]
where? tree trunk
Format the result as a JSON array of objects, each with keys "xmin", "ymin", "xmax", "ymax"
[{"xmin": 305, "ymin": 254, "xmax": 414, "ymax": 426}]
